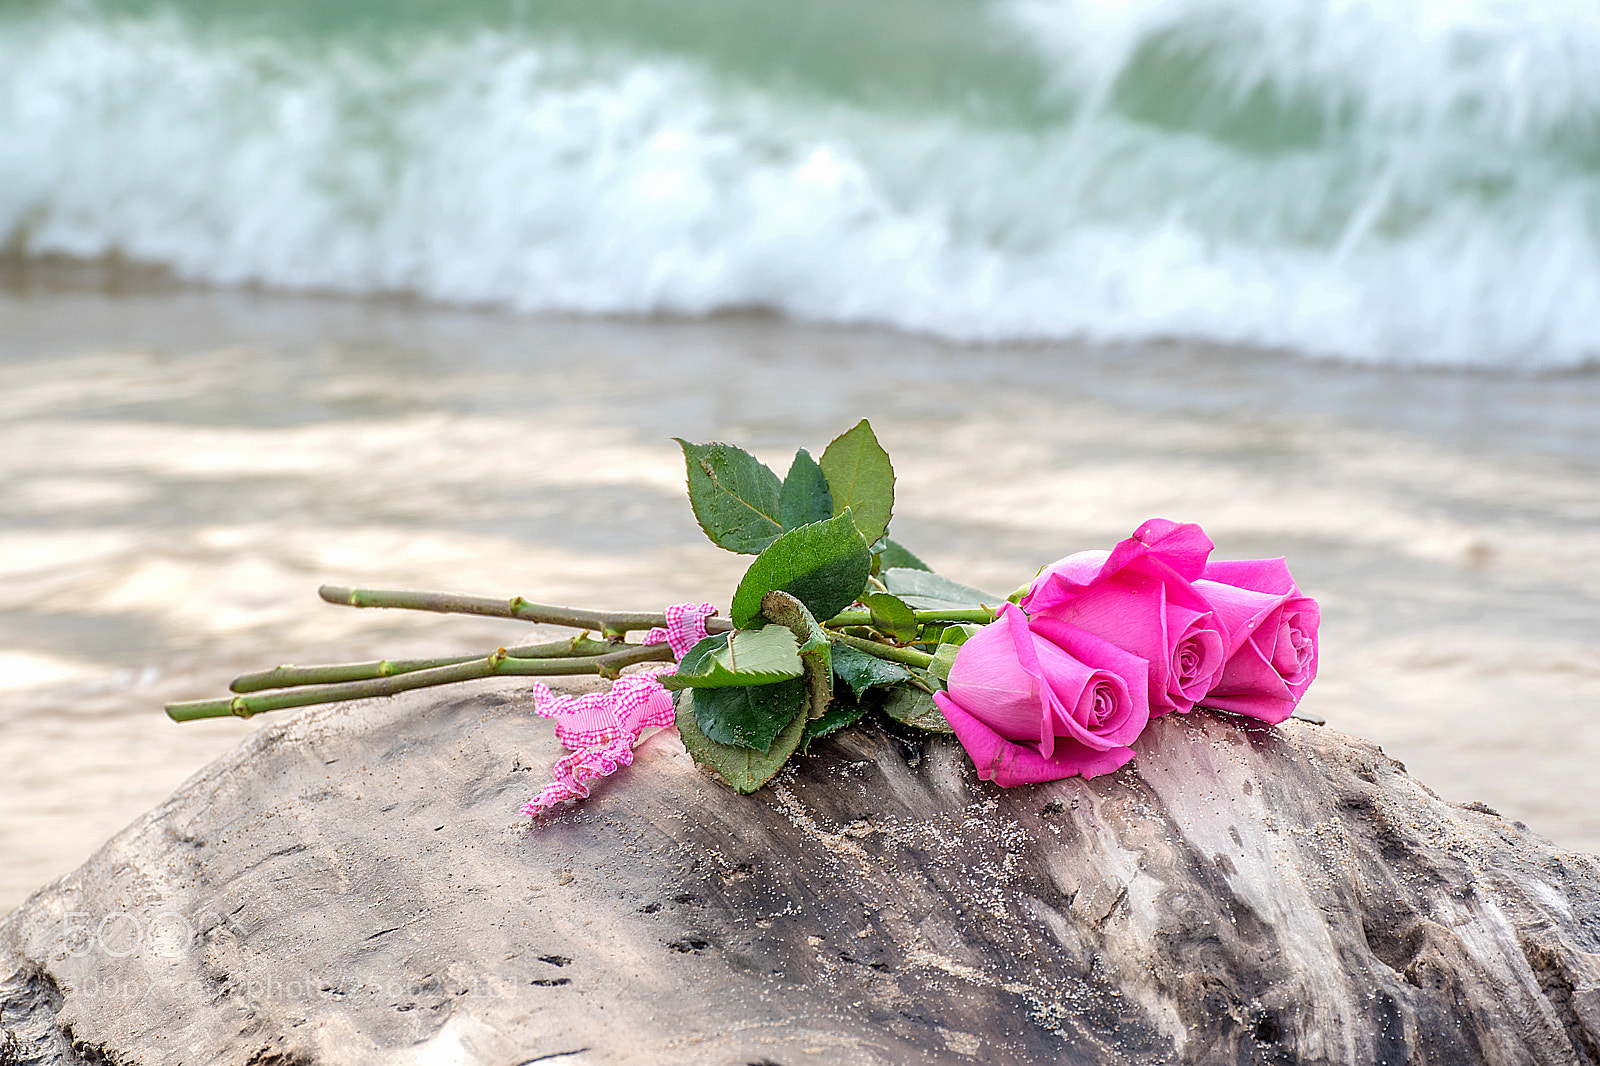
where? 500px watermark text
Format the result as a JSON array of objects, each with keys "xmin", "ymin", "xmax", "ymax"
[{"xmin": 56, "ymin": 907, "xmax": 244, "ymax": 959}]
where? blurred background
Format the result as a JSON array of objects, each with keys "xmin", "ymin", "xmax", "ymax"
[{"xmin": 3, "ymin": 0, "xmax": 1598, "ymax": 911}]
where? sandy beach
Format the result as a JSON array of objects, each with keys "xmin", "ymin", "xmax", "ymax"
[{"xmin": 2, "ymin": 283, "xmax": 1597, "ymax": 913}]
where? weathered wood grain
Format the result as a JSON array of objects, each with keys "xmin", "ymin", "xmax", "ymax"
[{"xmin": 2, "ymin": 683, "xmax": 1598, "ymax": 1065}]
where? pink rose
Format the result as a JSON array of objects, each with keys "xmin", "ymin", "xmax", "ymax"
[
  {"xmin": 1020, "ymin": 519, "xmax": 1229, "ymax": 717},
  {"xmin": 1193, "ymin": 558, "xmax": 1319, "ymax": 724},
  {"xmin": 933, "ymin": 603, "xmax": 1150, "ymax": 785}
]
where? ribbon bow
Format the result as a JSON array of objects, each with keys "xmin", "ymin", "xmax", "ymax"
[{"xmin": 520, "ymin": 602, "xmax": 717, "ymax": 814}]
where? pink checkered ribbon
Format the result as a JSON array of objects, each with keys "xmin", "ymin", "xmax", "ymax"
[
  {"xmin": 520, "ymin": 602, "xmax": 719, "ymax": 815},
  {"xmin": 643, "ymin": 601, "xmax": 718, "ymax": 660}
]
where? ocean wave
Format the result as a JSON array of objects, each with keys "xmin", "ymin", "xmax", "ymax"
[{"xmin": 4, "ymin": 0, "xmax": 1600, "ymax": 368}]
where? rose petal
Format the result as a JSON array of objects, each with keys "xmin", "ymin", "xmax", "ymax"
[
  {"xmin": 1025, "ymin": 617, "xmax": 1150, "ymax": 745},
  {"xmin": 1202, "ymin": 557, "xmax": 1297, "ymax": 597},
  {"xmin": 1193, "ymin": 566, "xmax": 1319, "ymax": 724},
  {"xmin": 1047, "ymin": 667, "xmax": 1134, "ymax": 752},
  {"xmin": 1164, "ymin": 605, "xmax": 1228, "ymax": 710},
  {"xmin": 1102, "ymin": 518, "xmax": 1214, "ymax": 584},
  {"xmin": 1202, "ymin": 639, "xmax": 1297, "ymax": 723},
  {"xmin": 1019, "ymin": 550, "xmax": 1109, "ymax": 610},
  {"xmin": 1023, "ymin": 520, "xmax": 1214, "ymax": 612},
  {"xmin": 1273, "ymin": 598, "xmax": 1320, "ymax": 685},
  {"xmin": 1200, "ymin": 688, "xmax": 1296, "ymax": 724},
  {"xmin": 1030, "ymin": 583, "xmax": 1220, "ymax": 719},
  {"xmin": 1034, "ymin": 575, "xmax": 1166, "ymax": 658},
  {"xmin": 946, "ymin": 604, "xmax": 1073, "ymax": 759},
  {"xmin": 935, "ymin": 692, "xmax": 1138, "ymax": 785},
  {"xmin": 1193, "ymin": 578, "xmax": 1285, "ymax": 654}
]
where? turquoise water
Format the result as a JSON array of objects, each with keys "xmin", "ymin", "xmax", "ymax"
[{"xmin": 5, "ymin": 0, "xmax": 1600, "ymax": 366}]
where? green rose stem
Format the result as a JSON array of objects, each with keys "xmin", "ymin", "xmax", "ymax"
[
  {"xmin": 822, "ymin": 608, "xmax": 996, "ymax": 628},
  {"xmin": 166, "ymin": 643, "xmax": 674, "ymax": 722},
  {"xmin": 317, "ymin": 584, "xmax": 736, "ymax": 639},
  {"xmin": 827, "ymin": 631, "xmax": 937, "ymax": 671},
  {"xmin": 171, "ymin": 583, "xmax": 964, "ymax": 722},
  {"xmin": 228, "ymin": 635, "xmax": 618, "ymax": 693}
]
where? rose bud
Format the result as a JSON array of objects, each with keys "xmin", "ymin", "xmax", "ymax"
[
  {"xmin": 934, "ymin": 603, "xmax": 1150, "ymax": 786},
  {"xmin": 1020, "ymin": 519, "xmax": 1229, "ymax": 717},
  {"xmin": 1194, "ymin": 558, "xmax": 1320, "ymax": 724}
]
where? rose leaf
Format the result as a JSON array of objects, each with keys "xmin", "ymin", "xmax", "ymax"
[
  {"xmin": 818, "ymin": 419, "xmax": 894, "ymax": 546},
  {"xmin": 829, "ymin": 642, "xmax": 913, "ymax": 696},
  {"xmin": 759, "ymin": 591, "xmax": 834, "ymax": 720},
  {"xmin": 729, "ymin": 512, "xmax": 872, "ymax": 629},
  {"xmin": 878, "ymin": 538, "xmax": 932, "ymax": 572},
  {"xmin": 802, "ymin": 688, "xmax": 869, "ymax": 753},
  {"xmin": 677, "ymin": 689, "xmax": 807, "ymax": 791},
  {"xmin": 859, "ymin": 591, "xmax": 919, "ymax": 643},
  {"xmin": 684, "ymin": 676, "xmax": 807, "ymax": 753},
  {"xmin": 675, "ymin": 438, "xmax": 784, "ymax": 555},
  {"xmin": 779, "ymin": 448, "xmax": 834, "ymax": 531},
  {"xmin": 881, "ymin": 684, "xmax": 955, "ymax": 734},
  {"xmin": 658, "ymin": 628, "xmax": 804, "ymax": 691},
  {"xmin": 881, "ymin": 568, "xmax": 999, "ymax": 611}
]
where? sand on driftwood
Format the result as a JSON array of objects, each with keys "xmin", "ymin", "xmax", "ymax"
[{"xmin": 2, "ymin": 681, "xmax": 1599, "ymax": 1066}]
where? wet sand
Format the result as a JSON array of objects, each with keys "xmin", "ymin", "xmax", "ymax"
[{"xmin": 3, "ymin": 286, "xmax": 1599, "ymax": 912}]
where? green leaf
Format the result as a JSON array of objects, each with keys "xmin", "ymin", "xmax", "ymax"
[
  {"xmin": 677, "ymin": 689, "xmax": 807, "ymax": 792},
  {"xmin": 928, "ymin": 622, "xmax": 983, "ymax": 682},
  {"xmin": 881, "ymin": 684, "xmax": 954, "ymax": 734},
  {"xmin": 779, "ymin": 448, "xmax": 834, "ymax": 531},
  {"xmin": 675, "ymin": 439, "xmax": 784, "ymax": 555},
  {"xmin": 659, "ymin": 628, "xmax": 804, "ymax": 691},
  {"xmin": 802, "ymin": 688, "xmax": 868, "ymax": 753},
  {"xmin": 881, "ymin": 568, "xmax": 999, "ymax": 611},
  {"xmin": 759, "ymin": 591, "xmax": 833, "ymax": 720},
  {"xmin": 879, "ymin": 538, "xmax": 932, "ymax": 572},
  {"xmin": 819, "ymin": 420, "xmax": 894, "ymax": 546},
  {"xmin": 859, "ymin": 591, "xmax": 918, "ymax": 643},
  {"xmin": 935, "ymin": 622, "xmax": 984, "ymax": 647},
  {"xmin": 730, "ymin": 512, "xmax": 872, "ymax": 629},
  {"xmin": 830, "ymin": 642, "xmax": 913, "ymax": 696},
  {"xmin": 687, "ymin": 676, "xmax": 807, "ymax": 753},
  {"xmin": 919, "ymin": 622, "xmax": 971, "ymax": 647}
]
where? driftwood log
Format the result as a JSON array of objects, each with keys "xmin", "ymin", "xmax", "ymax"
[{"xmin": 2, "ymin": 682, "xmax": 1599, "ymax": 1066}]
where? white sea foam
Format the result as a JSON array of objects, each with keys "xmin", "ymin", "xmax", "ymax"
[{"xmin": 4, "ymin": 0, "xmax": 1600, "ymax": 368}]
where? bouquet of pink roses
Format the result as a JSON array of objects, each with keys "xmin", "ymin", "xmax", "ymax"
[
  {"xmin": 165, "ymin": 421, "xmax": 1319, "ymax": 810},
  {"xmin": 934, "ymin": 518, "xmax": 1319, "ymax": 787}
]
